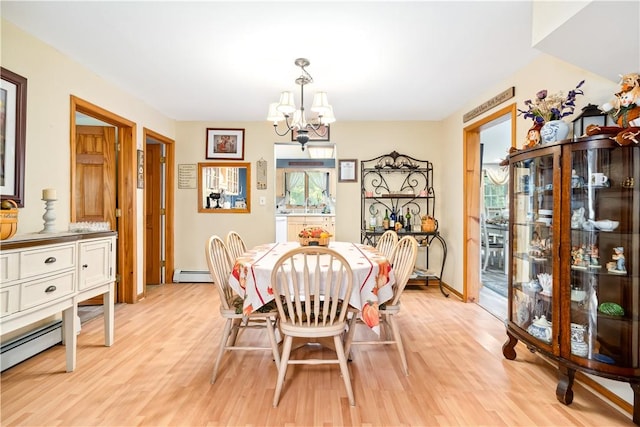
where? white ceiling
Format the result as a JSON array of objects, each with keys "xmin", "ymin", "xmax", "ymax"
[{"xmin": 1, "ymin": 1, "xmax": 636, "ymax": 123}]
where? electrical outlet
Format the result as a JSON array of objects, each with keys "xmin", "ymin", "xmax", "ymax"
[{"xmin": 259, "ymin": 196, "xmax": 266, "ymax": 206}]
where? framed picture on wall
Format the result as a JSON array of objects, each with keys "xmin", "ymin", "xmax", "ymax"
[
  {"xmin": 206, "ymin": 128, "xmax": 245, "ymax": 160},
  {"xmin": 1, "ymin": 67, "xmax": 27, "ymax": 207},
  {"xmin": 292, "ymin": 125, "xmax": 330, "ymax": 142},
  {"xmin": 338, "ymin": 159, "xmax": 358, "ymax": 183}
]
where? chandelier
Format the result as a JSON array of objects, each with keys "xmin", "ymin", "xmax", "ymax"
[{"xmin": 267, "ymin": 58, "xmax": 335, "ymax": 150}]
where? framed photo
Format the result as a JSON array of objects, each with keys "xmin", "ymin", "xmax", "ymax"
[
  {"xmin": 1, "ymin": 67, "xmax": 27, "ymax": 207},
  {"xmin": 292, "ymin": 124, "xmax": 330, "ymax": 142},
  {"xmin": 206, "ymin": 128, "xmax": 245, "ymax": 160},
  {"xmin": 338, "ymin": 159, "xmax": 358, "ymax": 183}
]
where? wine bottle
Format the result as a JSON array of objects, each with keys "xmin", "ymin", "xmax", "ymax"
[
  {"xmin": 383, "ymin": 210, "xmax": 390, "ymax": 230},
  {"xmin": 398, "ymin": 212, "xmax": 405, "ymax": 228},
  {"xmin": 390, "ymin": 208, "xmax": 396, "ymax": 229},
  {"xmin": 369, "ymin": 213, "xmax": 377, "ymax": 231},
  {"xmin": 405, "ymin": 208, "xmax": 412, "ymax": 231}
]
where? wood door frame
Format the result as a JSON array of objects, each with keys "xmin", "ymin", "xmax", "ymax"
[
  {"xmin": 462, "ymin": 103, "xmax": 516, "ymax": 303},
  {"xmin": 71, "ymin": 95, "xmax": 138, "ymax": 304},
  {"xmin": 142, "ymin": 127, "xmax": 175, "ymax": 297}
]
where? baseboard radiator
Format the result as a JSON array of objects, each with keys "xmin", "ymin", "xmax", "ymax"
[
  {"xmin": 172, "ymin": 269, "xmax": 213, "ymax": 283},
  {"xmin": 1, "ymin": 321, "xmax": 62, "ymax": 372}
]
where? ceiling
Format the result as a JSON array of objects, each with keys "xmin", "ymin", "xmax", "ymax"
[{"xmin": 1, "ymin": 1, "xmax": 636, "ymax": 123}]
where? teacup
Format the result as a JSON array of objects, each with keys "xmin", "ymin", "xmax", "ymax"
[{"xmin": 590, "ymin": 172, "xmax": 608, "ymax": 186}]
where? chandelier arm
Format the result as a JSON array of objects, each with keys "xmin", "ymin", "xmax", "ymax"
[
  {"xmin": 307, "ymin": 122, "xmax": 329, "ymax": 137},
  {"xmin": 273, "ymin": 124, "xmax": 293, "ymax": 137}
]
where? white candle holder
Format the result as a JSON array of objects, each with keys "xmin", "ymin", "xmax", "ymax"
[{"xmin": 40, "ymin": 198, "xmax": 57, "ymax": 233}]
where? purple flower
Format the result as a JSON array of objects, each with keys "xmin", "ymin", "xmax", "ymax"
[{"xmin": 518, "ymin": 81, "xmax": 585, "ymax": 123}]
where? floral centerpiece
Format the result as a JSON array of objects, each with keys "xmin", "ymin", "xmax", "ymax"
[
  {"xmin": 518, "ymin": 80, "xmax": 585, "ymax": 124},
  {"xmin": 518, "ymin": 80, "xmax": 585, "ymax": 145},
  {"xmin": 298, "ymin": 226, "xmax": 332, "ymax": 246}
]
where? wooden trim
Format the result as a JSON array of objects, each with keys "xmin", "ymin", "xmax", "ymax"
[
  {"xmin": 462, "ymin": 103, "xmax": 516, "ymax": 303},
  {"xmin": 143, "ymin": 127, "xmax": 175, "ymax": 287},
  {"xmin": 70, "ymin": 95, "xmax": 137, "ymax": 304}
]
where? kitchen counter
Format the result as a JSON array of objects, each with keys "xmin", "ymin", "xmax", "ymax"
[{"xmin": 276, "ymin": 212, "xmax": 335, "ymax": 217}]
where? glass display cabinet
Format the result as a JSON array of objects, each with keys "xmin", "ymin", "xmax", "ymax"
[{"xmin": 502, "ymin": 135, "xmax": 639, "ymax": 424}]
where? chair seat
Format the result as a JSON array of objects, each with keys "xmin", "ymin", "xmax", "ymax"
[
  {"xmin": 225, "ymin": 295, "xmax": 278, "ymax": 315},
  {"xmin": 280, "ymin": 321, "xmax": 347, "ymax": 338}
]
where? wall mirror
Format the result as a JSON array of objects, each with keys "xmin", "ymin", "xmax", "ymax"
[{"xmin": 198, "ymin": 162, "xmax": 251, "ymax": 213}]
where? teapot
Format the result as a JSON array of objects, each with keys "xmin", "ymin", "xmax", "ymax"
[{"xmin": 527, "ymin": 315, "xmax": 552, "ymax": 343}]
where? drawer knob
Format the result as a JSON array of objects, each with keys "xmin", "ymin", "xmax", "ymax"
[
  {"xmin": 45, "ymin": 285, "xmax": 57, "ymax": 293},
  {"xmin": 44, "ymin": 256, "xmax": 57, "ymax": 264},
  {"xmin": 82, "ymin": 264, "xmax": 88, "ymax": 269}
]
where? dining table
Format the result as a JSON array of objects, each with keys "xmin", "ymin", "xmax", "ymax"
[{"xmin": 228, "ymin": 241, "xmax": 396, "ymax": 335}]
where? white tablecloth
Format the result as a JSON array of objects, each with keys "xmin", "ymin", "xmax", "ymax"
[{"xmin": 229, "ymin": 241, "xmax": 395, "ymax": 334}]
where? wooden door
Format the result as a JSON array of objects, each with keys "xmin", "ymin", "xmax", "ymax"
[
  {"xmin": 75, "ymin": 125, "xmax": 116, "ymax": 304},
  {"xmin": 145, "ymin": 143, "xmax": 162, "ymax": 285}
]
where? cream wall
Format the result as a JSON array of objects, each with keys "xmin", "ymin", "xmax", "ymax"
[
  {"xmin": 174, "ymin": 120, "xmax": 445, "ymax": 273},
  {"xmin": 440, "ymin": 53, "xmax": 618, "ymax": 299},
  {"xmin": 1, "ymin": 20, "xmax": 175, "ymax": 232}
]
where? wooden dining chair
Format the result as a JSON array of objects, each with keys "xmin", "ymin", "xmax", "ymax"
[
  {"xmin": 270, "ymin": 246, "xmax": 356, "ymax": 407},
  {"xmin": 225, "ymin": 230, "xmax": 247, "ymax": 263},
  {"xmin": 344, "ymin": 235, "xmax": 418, "ymax": 376},
  {"xmin": 376, "ymin": 229, "xmax": 399, "ymax": 263},
  {"xmin": 205, "ymin": 235, "xmax": 280, "ymax": 384}
]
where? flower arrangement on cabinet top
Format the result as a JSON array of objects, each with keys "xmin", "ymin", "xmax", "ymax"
[{"xmin": 518, "ymin": 80, "xmax": 586, "ymax": 124}]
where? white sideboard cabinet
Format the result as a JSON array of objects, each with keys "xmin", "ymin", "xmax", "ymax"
[{"xmin": 0, "ymin": 231, "xmax": 116, "ymax": 372}]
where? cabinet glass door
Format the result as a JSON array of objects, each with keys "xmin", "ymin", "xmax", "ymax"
[
  {"xmin": 510, "ymin": 153, "xmax": 555, "ymax": 344},
  {"xmin": 569, "ymin": 145, "xmax": 639, "ymax": 367}
]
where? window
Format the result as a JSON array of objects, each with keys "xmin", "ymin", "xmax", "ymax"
[
  {"xmin": 204, "ymin": 166, "xmax": 240, "ymax": 195},
  {"xmin": 285, "ymin": 171, "xmax": 330, "ymax": 207},
  {"xmin": 483, "ymin": 169, "xmax": 508, "ymax": 210}
]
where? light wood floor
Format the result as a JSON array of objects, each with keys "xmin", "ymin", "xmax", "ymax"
[{"xmin": 1, "ymin": 283, "xmax": 634, "ymax": 426}]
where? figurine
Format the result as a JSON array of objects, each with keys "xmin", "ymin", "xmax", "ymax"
[
  {"xmin": 586, "ymin": 73, "xmax": 640, "ymax": 146},
  {"xmin": 589, "ymin": 244, "xmax": 601, "ymax": 268},
  {"xmin": 606, "ymin": 246, "xmax": 626, "ymax": 274},
  {"xmin": 571, "ymin": 207, "xmax": 585, "ymax": 229},
  {"xmin": 524, "ymin": 123, "xmax": 542, "ymax": 149}
]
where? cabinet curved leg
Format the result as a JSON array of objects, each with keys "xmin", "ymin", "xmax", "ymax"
[
  {"xmin": 502, "ymin": 330, "xmax": 518, "ymax": 360},
  {"xmin": 556, "ymin": 364, "xmax": 575, "ymax": 405},
  {"xmin": 428, "ymin": 233, "xmax": 448, "ymax": 297}
]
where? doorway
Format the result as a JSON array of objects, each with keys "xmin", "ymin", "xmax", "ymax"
[
  {"xmin": 478, "ymin": 121, "xmax": 511, "ymax": 319},
  {"xmin": 143, "ymin": 128, "xmax": 175, "ymax": 294},
  {"xmin": 71, "ymin": 96, "xmax": 137, "ymax": 303},
  {"xmin": 462, "ymin": 103, "xmax": 516, "ymax": 308}
]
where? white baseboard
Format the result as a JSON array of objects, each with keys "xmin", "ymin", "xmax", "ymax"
[
  {"xmin": 172, "ymin": 269, "xmax": 212, "ymax": 283},
  {"xmin": 1, "ymin": 321, "xmax": 62, "ymax": 372}
]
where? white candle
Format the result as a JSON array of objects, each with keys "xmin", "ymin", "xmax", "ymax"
[{"xmin": 42, "ymin": 188, "xmax": 57, "ymax": 200}]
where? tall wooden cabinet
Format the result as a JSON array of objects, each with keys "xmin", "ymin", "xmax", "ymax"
[{"xmin": 502, "ymin": 135, "xmax": 639, "ymax": 424}]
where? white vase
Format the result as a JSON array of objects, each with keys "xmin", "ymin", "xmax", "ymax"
[{"xmin": 540, "ymin": 120, "xmax": 570, "ymax": 144}]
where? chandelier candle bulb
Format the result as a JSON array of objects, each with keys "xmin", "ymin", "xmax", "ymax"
[{"xmin": 42, "ymin": 188, "xmax": 57, "ymax": 200}]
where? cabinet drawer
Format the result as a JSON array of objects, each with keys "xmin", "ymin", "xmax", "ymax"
[
  {"xmin": 20, "ymin": 271, "xmax": 75, "ymax": 310},
  {"xmin": 0, "ymin": 284, "xmax": 20, "ymax": 317},
  {"xmin": 0, "ymin": 252, "xmax": 19, "ymax": 283},
  {"xmin": 20, "ymin": 244, "xmax": 76, "ymax": 279}
]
